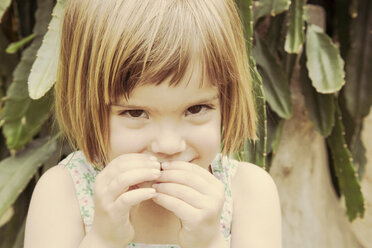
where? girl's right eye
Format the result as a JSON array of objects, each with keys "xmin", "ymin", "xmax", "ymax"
[{"xmin": 119, "ymin": 110, "xmax": 148, "ymax": 119}]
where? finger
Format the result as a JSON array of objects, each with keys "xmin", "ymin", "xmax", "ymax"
[
  {"xmin": 114, "ymin": 188, "xmax": 157, "ymax": 213},
  {"xmin": 152, "ymin": 193, "xmax": 198, "ymax": 221},
  {"xmin": 158, "ymin": 170, "xmax": 212, "ymax": 195},
  {"xmin": 161, "ymin": 161, "xmax": 217, "ymax": 184},
  {"xmin": 99, "ymin": 154, "xmax": 160, "ymax": 185},
  {"xmin": 152, "ymin": 183, "xmax": 207, "ymax": 209},
  {"xmin": 107, "ymin": 168, "xmax": 161, "ymax": 201}
]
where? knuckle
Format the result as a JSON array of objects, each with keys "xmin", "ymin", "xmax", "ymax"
[
  {"xmin": 185, "ymin": 189, "xmax": 197, "ymax": 200},
  {"xmin": 106, "ymin": 158, "xmax": 118, "ymax": 170},
  {"xmin": 94, "ymin": 180, "xmax": 104, "ymax": 196},
  {"xmin": 201, "ymin": 207, "xmax": 218, "ymax": 221},
  {"xmin": 156, "ymin": 183, "xmax": 166, "ymax": 191},
  {"xmin": 203, "ymin": 196, "xmax": 222, "ymax": 216},
  {"xmin": 103, "ymin": 201, "xmax": 113, "ymax": 212},
  {"xmin": 174, "ymin": 200, "xmax": 183, "ymax": 212},
  {"xmin": 195, "ymin": 211, "xmax": 206, "ymax": 223},
  {"xmin": 117, "ymin": 194, "xmax": 133, "ymax": 210},
  {"xmin": 160, "ymin": 171, "xmax": 168, "ymax": 180},
  {"xmin": 94, "ymin": 191, "xmax": 107, "ymax": 208},
  {"xmin": 173, "ymin": 186, "xmax": 185, "ymax": 198},
  {"xmin": 113, "ymin": 174, "xmax": 124, "ymax": 187},
  {"xmin": 115, "ymin": 153, "xmax": 131, "ymax": 161},
  {"xmin": 119, "ymin": 195, "xmax": 130, "ymax": 207},
  {"xmin": 183, "ymin": 173, "xmax": 192, "ymax": 182}
]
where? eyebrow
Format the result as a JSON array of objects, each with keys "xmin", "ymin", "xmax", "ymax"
[{"xmin": 111, "ymin": 94, "xmax": 219, "ymax": 110}]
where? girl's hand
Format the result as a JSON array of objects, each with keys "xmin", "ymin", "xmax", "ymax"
[
  {"xmin": 152, "ymin": 161, "xmax": 227, "ymax": 248},
  {"xmin": 90, "ymin": 154, "xmax": 161, "ymax": 247}
]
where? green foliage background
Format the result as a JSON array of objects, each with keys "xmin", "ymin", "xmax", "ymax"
[{"xmin": 0, "ymin": 0, "xmax": 370, "ymax": 247}]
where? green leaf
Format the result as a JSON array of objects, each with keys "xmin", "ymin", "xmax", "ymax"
[
  {"xmin": 243, "ymin": 63, "xmax": 267, "ymax": 168},
  {"xmin": 0, "ymin": 0, "xmax": 11, "ymax": 23},
  {"xmin": 5, "ymin": 34, "xmax": 35, "ymax": 54},
  {"xmin": 0, "ymin": 0, "xmax": 54, "ymax": 150},
  {"xmin": 28, "ymin": 0, "xmax": 66, "ymax": 99},
  {"xmin": 253, "ymin": 34, "xmax": 292, "ymax": 119},
  {"xmin": 2, "ymin": 92, "xmax": 53, "ymax": 150},
  {"xmin": 236, "ymin": 0, "xmax": 254, "ymax": 51},
  {"xmin": 236, "ymin": 0, "xmax": 267, "ymax": 169},
  {"xmin": 0, "ymin": 205, "xmax": 13, "ymax": 227},
  {"xmin": 0, "ymin": 136, "xmax": 58, "ymax": 222},
  {"xmin": 339, "ymin": 93, "xmax": 366, "ymax": 179},
  {"xmin": 305, "ymin": 24, "xmax": 346, "ymax": 93},
  {"xmin": 350, "ymin": 124, "xmax": 367, "ymax": 180},
  {"xmin": 0, "ymin": 29, "xmax": 18, "ymax": 82},
  {"xmin": 264, "ymin": 13, "xmax": 286, "ymax": 52},
  {"xmin": 300, "ymin": 53, "xmax": 335, "ymax": 137},
  {"xmin": 0, "ymin": 186, "xmax": 29, "ymax": 248},
  {"xmin": 327, "ymin": 105, "xmax": 364, "ymax": 221},
  {"xmin": 344, "ymin": 0, "xmax": 372, "ymax": 119},
  {"xmin": 254, "ymin": 0, "xmax": 290, "ymax": 22},
  {"xmin": 266, "ymin": 108, "xmax": 284, "ymax": 155},
  {"xmin": 11, "ymin": 218, "xmax": 25, "ymax": 248},
  {"xmin": 265, "ymin": 108, "xmax": 284, "ymax": 170},
  {"xmin": 284, "ymin": 0, "xmax": 307, "ymax": 54}
]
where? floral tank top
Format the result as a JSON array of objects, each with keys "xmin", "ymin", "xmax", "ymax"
[{"xmin": 60, "ymin": 151, "xmax": 239, "ymax": 248}]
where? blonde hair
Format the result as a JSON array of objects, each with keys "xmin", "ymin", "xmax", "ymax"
[{"xmin": 55, "ymin": 0, "xmax": 256, "ymax": 166}]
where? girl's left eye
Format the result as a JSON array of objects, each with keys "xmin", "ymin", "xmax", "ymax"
[{"xmin": 186, "ymin": 104, "xmax": 213, "ymax": 116}]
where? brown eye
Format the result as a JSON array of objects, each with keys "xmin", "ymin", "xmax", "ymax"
[
  {"xmin": 120, "ymin": 109, "xmax": 147, "ymax": 118},
  {"xmin": 128, "ymin": 110, "xmax": 145, "ymax": 117},
  {"xmin": 187, "ymin": 105, "xmax": 203, "ymax": 114}
]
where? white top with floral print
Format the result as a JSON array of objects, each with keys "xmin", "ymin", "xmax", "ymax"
[{"xmin": 61, "ymin": 151, "xmax": 238, "ymax": 248}]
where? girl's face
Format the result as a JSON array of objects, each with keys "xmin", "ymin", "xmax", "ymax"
[{"xmin": 108, "ymin": 67, "xmax": 221, "ymax": 172}]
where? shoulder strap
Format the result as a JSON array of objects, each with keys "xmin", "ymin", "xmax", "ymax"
[
  {"xmin": 210, "ymin": 154, "xmax": 239, "ymax": 244},
  {"xmin": 60, "ymin": 151, "xmax": 98, "ymax": 233}
]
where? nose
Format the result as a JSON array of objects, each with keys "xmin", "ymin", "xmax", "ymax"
[{"xmin": 151, "ymin": 125, "xmax": 186, "ymax": 156}]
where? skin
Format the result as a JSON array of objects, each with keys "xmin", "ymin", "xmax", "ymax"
[
  {"xmin": 90, "ymin": 61, "xmax": 229, "ymax": 247},
  {"xmin": 24, "ymin": 61, "xmax": 281, "ymax": 248},
  {"xmin": 109, "ymin": 77, "xmax": 221, "ymax": 173}
]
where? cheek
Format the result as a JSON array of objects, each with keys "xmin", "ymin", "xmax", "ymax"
[
  {"xmin": 191, "ymin": 125, "xmax": 220, "ymax": 149},
  {"xmin": 189, "ymin": 117, "xmax": 221, "ymax": 163},
  {"xmin": 109, "ymin": 118, "xmax": 150, "ymax": 161}
]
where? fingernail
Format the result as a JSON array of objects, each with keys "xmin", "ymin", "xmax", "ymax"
[
  {"xmin": 162, "ymin": 162, "xmax": 171, "ymax": 169},
  {"xmin": 151, "ymin": 192, "xmax": 159, "ymax": 198},
  {"xmin": 149, "ymin": 156, "xmax": 158, "ymax": 161},
  {"xmin": 153, "ymin": 161, "xmax": 161, "ymax": 169},
  {"xmin": 151, "ymin": 169, "xmax": 161, "ymax": 176},
  {"xmin": 150, "ymin": 189, "xmax": 158, "ymax": 196}
]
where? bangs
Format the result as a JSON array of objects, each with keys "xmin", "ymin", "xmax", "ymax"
[
  {"xmin": 56, "ymin": 0, "xmax": 255, "ymax": 165},
  {"xmin": 88, "ymin": 0, "xmax": 237, "ymax": 104}
]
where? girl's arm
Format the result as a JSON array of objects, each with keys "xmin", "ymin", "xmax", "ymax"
[
  {"xmin": 24, "ymin": 165, "xmax": 85, "ymax": 248},
  {"xmin": 231, "ymin": 162, "xmax": 282, "ymax": 248}
]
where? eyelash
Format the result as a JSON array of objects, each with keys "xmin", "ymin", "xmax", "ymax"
[{"xmin": 118, "ymin": 104, "xmax": 215, "ymax": 119}]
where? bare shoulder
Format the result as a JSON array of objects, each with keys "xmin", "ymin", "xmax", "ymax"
[
  {"xmin": 230, "ymin": 161, "xmax": 282, "ymax": 248},
  {"xmin": 24, "ymin": 164, "xmax": 85, "ymax": 248},
  {"xmin": 231, "ymin": 161, "xmax": 278, "ymax": 195}
]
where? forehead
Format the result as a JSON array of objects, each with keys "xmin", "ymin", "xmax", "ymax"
[
  {"xmin": 116, "ymin": 74, "xmax": 219, "ymax": 110},
  {"xmin": 118, "ymin": 56, "xmax": 218, "ymax": 102}
]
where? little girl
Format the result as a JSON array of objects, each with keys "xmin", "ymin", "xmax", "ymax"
[{"xmin": 24, "ymin": 0, "xmax": 281, "ymax": 247}]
